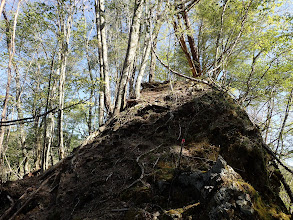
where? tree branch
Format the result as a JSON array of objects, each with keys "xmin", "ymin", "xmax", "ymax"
[
  {"xmin": 0, "ymin": 98, "xmax": 91, "ymax": 127},
  {"xmin": 152, "ymin": 44, "xmax": 221, "ymax": 90}
]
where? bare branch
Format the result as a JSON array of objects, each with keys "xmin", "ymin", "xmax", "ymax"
[{"xmin": 152, "ymin": 44, "xmax": 221, "ymax": 90}]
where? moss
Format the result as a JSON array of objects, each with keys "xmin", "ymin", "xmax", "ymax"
[
  {"xmin": 221, "ymin": 178, "xmax": 291, "ymax": 220},
  {"xmin": 253, "ymin": 194, "xmax": 291, "ymax": 220},
  {"xmin": 164, "ymin": 203, "xmax": 200, "ymax": 218},
  {"xmin": 155, "ymin": 161, "xmax": 175, "ymax": 181},
  {"xmin": 234, "ymin": 180, "xmax": 291, "ymax": 220}
]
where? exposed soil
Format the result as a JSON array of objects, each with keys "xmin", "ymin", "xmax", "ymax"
[{"xmin": 0, "ymin": 80, "xmax": 290, "ymax": 220}]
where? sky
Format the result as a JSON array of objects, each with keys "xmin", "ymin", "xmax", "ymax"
[{"xmin": 0, "ymin": 0, "xmax": 292, "ymax": 156}]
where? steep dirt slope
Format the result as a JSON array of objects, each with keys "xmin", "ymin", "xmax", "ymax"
[{"xmin": 0, "ymin": 81, "xmax": 290, "ymax": 220}]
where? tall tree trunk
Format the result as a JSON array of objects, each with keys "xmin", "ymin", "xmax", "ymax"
[
  {"xmin": 34, "ymin": 116, "xmax": 42, "ymax": 170},
  {"xmin": 14, "ymin": 64, "xmax": 29, "ymax": 175},
  {"xmin": 0, "ymin": 0, "xmax": 6, "ymax": 18},
  {"xmin": 149, "ymin": 0, "xmax": 163, "ymax": 83},
  {"xmin": 95, "ymin": 0, "xmax": 105, "ymax": 126},
  {"xmin": 56, "ymin": 0, "xmax": 73, "ymax": 160},
  {"xmin": 212, "ymin": 0, "xmax": 229, "ymax": 79},
  {"xmin": 181, "ymin": 8, "xmax": 201, "ymax": 76},
  {"xmin": 264, "ymin": 87, "xmax": 275, "ymax": 143},
  {"xmin": 0, "ymin": 2, "xmax": 21, "ymax": 164},
  {"xmin": 136, "ymin": 1, "xmax": 163, "ymax": 98},
  {"xmin": 1, "ymin": 108, "xmax": 13, "ymax": 180},
  {"xmin": 86, "ymin": 40, "xmax": 94, "ymax": 134},
  {"xmin": 0, "ymin": 11, "xmax": 12, "ymax": 163},
  {"xmin": 128, "ymin": 57, "xmax": 137, "ymax": 98},
  {"xmin": 114, "ymin": 0, "xmax": 144, "ymax": 115},
  {"xmin": 173, "ymin": 19, "xmax": 198, "ymax": 77},
  {"xmin": 149, "ymin": 41, "xmax": 157, "ymax": 83},
  {"xmin": 33, "ymin": 63, "xmax": 42, "ymax": 170},
  {"xmin": 42, "ymin": 57, "xmax": 57, "ymax": 171},
  {"xmin": 97, "ymin": 0, "xmax": 113, "ymax": 115},
  {"xmin": 42, "ymin": 111, "xmax": 55, "ymax": 171},
  {"xmin": 275, "ymin": 88, "xmax": 293, "ymax": 154},
  {"xmin": 135, "ymin": 24, "xmax": 151, "ymax": 99},
  {"xmin": 172, "ymin": 0, "xmax": 201, "ymax": 77}
]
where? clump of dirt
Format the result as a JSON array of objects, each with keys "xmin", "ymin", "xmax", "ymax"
[{"xmin": 0, "ymin": 81, "xmax": 290, "ymax": 220}]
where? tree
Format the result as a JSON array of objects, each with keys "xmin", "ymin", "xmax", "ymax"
[
  {"xmin": 0, "ymin": 0, "xmax": 22, "ymax": 169},
  {"xmin": 56, "ymin": 0, "xmax": 75, "ymax": 160},
  {"xmin": 114, "ymin": 0, "xmax": 144, "ymax": 115},
  {"xmin": 172, "ymin": 0, "xmax": 201, "ymax": 77},
  {"xmin": 0, "ymin": 0, "xmax": 6, "ymax": 18},
  {"xmin": 95, "ymin": 0, "xmax": 113, "ymax": 116},
  {"xmin": 135, "ymin": 0, "xmax": 163, "ymax": 99}
]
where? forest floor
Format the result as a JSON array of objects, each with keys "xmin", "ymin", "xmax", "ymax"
[{"xmin": 0, "ymin": 80, "xmax": 291, "ymax": 220}]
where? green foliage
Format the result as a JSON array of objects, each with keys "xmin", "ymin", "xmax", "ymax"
[{"xmin": 0, "ymin": 0, "xmax": 292, "ymax": 184}]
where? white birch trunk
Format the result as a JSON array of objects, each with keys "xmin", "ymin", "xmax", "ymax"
[
  {"xmin": 0, "ymin": 1, "xmax": 21, "ymax": 162},
  {"xmin": 14, "ymin": 65, "xmax": 29, "ymax": 174},
  {"xmin": 57, "ymin": 1, "xmax": 73, "ymax": 160},
  {"xmin": 99, "ymin": 0, "xmax": 113, "ymax": 114},
  {"xmin": 114, "ymin": 0, "xmax": 144, "ymax": 115},
  {"xmin": 95, "ymin": 0, "xmax": 105, "ymax": 126},
  {"xmin": 135, "ymin": 32, "xmax": 152, "ymax": 99}
]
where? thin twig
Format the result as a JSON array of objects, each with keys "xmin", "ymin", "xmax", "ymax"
[
  {"xmin": 262, "ymin": 143, "xmax": 293, "ymax": 176},
  {"xmin": 152, "ymin": 45, "xmax": 222, "ymax": 90},
  {"xmin": 0, "ymin": 98, "xmax": 91, "ymax": 127}
]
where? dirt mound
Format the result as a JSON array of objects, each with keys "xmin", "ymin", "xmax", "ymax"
[{"xmin": 0, "ymin": 81, "xmax": 290, "ymax": 219}]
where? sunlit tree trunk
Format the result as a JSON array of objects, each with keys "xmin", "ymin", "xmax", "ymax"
[
  {"xmin": 42, "ymin": 111, "xmax": 55, "ymax": 170},
  {"xmin": 0, "ymin": 0, "xmax": 6, "ymax": 18},
  {"xmin": 56, "ymin": 0, "xmax": 73, "ymax": 160},
  {"xmin": 135, "ymin": 23, "xmax": 151, "ymax": 99},
  {"xmin": 275, "ymin": 88, "xmax": 293, "ymax": 154},
  {"xmin": 95, "ymin": 0, "xmax": 105, "ymax": 126},
  {"xmin": 0, "ymin": 2, "xmax": 21, "ymax": 166},
  {"xmin": 42, "ymin": 57, "xmax": 57, "ymax": 171},
  {"xmin": 136, "ymin": 0, "xmax": 163, "ymax": 98},
  {"xmin": 97, "ymin": 0, "xmax": 113, "ymax": 115},
  {"xmin": 34, "ymin": 116, "xmax": 42, "ymax": 170},
  {"xmin": 149, "ymin": 0, "xmax": 163, "ymax": 83},
  {"xmin": 114, "ymin": 0, "xmax": 144, "ymax": 115},
  {"xmin": 181, "ymin": 8, "xmax": 201, "ymax": 76},
  {"xmin": 33, "ymin": 63, "xmax": 42, "ymax": 170},
  {"xmin": 264, "ymin": 87, "xmax": 275, "ymax": 143},
  {"xmin": 14, "ymin": 64, "xmax": 29, "ymax": 175}
]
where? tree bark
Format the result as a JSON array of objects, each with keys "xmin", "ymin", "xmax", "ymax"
[
  {"xmin": 173, "ymin": 19, "xmax": 198, "ymax": 77},
  {"xmin": 137, "ymin": 1, "xmax": 163, "ymax": 98},
  {"xmin": 97, "ymin": 0, "xmax": 113, "ymax": 115},
  {"xmin": 14, "ymin": 64, "xmax": 29, "ymax": 175},
  {"xmin": 149, "ymin": 0, "xmax": 163, "ymax": 83},
  {"xmin": 85, "ymin": 37, "xmax": 95, "ymax": 134},
  {"xmin": 34, "ymin": 116, "xmax": 42, "ymax": 170},
  {"xmin": 181, "ymin": 8, "xmax": 201, "ymax": 76},
  {"xmin": 42, "ymin": 57, "xmax": 57, "ymax": 171},
  {"xmin": 135, "ymin": 22, "xmax": 151, "ymax": 99},
  {"xmin": 33, "ymin": 63, "xmax": 42, "ymax": 170},
  {"xmin": 114, "ymin": 0, "xmax": 144, "ymax": 115},
  {"xmin": 42, "ymin": 111, "xmax": 55, "ymax": 171},
  {"xmin": 264, "ymin": 87, "xmax": 275, "ymax": 143},
  {"xmin": 0, "ymin": 2, "xmax": 21, "ymax": 165},
  {"xmin": 275, "ymin": 88, "xmax": 293, "ymax": 154},
  {"xmin": 95, "ymin": 0, "xmax": 105, "ymax": 126},
  {"xmin": 0, "ymin": 0, "xmax": 6, "ymax": 18},
  {"xmin": 56, "ymin": 0, "xmax": 73, "ymax": 160}
]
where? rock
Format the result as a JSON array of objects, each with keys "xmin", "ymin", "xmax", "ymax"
[{"xmin": 178, "ymin": 156, "xmax": 256, "ymax": 219}]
